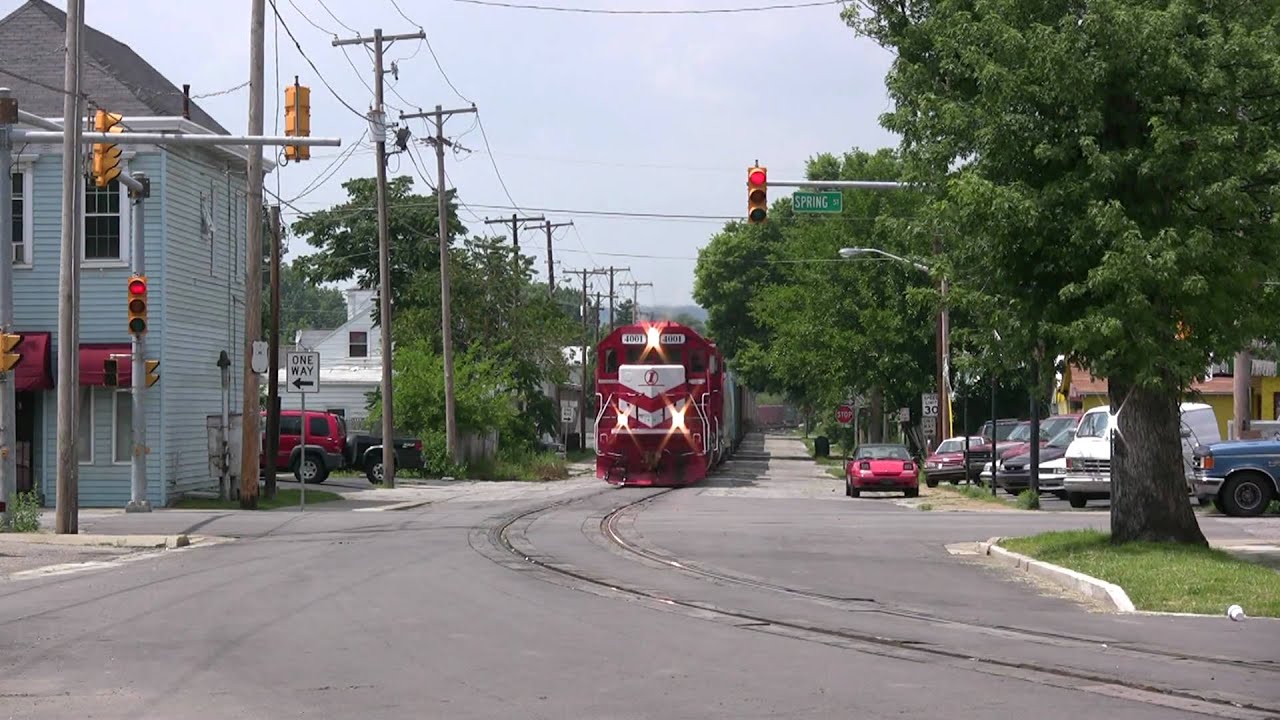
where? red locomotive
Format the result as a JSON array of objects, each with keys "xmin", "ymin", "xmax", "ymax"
[{"xmin": 593, "ymin": 321, "xmax": 750, "ymax": 486}]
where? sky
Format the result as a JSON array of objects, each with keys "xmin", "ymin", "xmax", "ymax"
[{"xmin": 5, "ymin": 0, "xmax": 899, "ymax": 307}]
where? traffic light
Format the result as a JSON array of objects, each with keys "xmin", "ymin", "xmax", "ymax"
[
  {"xmin": 284, "ymin": 82, "xmax": 311, "ymax": 161},
  {"xmin": 0, "ymin": 333, "xmax": 20, "ymax": 372},
  {"xmin": 103, "ymin": 358, "xmax": 119, "ymax": 387},
  {"xmin": 146, "ymin": 359, "xmax": 160, "ymax": 388},
  {"xmin": 127, "ymin": 274, "xmax": 148, "ymax": 335},
  {"xmin": 92, "ymin": 110, "xmax": 124, "ymax": 188},
  {"xmin": 747, "ymin": 165, "xmax": 767, "ymax": 224}
]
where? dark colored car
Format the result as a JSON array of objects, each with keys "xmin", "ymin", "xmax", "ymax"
[
  {"xmin": 846, "ymin": 443, "xmax": 919, "ymax": 498},
  {"xmin": 994, "ymin": 427, "xmax": 1076, "ymax": 498},
  {"xmin": 346, "ymin": 432, "xmax": 425, "ymax": 484}
]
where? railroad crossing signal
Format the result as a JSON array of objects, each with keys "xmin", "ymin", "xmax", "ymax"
[
  {"xmin": 92, "ymin": 110, "xmax": 124, "ymax": 187},
  {"xmin": 145, "ymin": 359, "xmax": 160, "ymax": 387},
  {"xmin": 284, "ymin": 80, "xmax": 311, "ymax": 161},
  {"xmin": 103, "ymin": 357, "xmax": 119, "ymax": 387},
  {"xmin": 127, "ymin": 275, "xmax": 148, "ymax": 335},
  {"xmin": 747, "ymin": 165, "xmax": 767, "ymax": 224},
  {"xmin": 0, "ymin": 333, "xmax": 20, "ymax": 372}
]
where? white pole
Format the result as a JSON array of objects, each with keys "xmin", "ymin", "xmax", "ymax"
[
  {"xmin": 299, "ymin": 392, "xmax": 306, "ymax": 511},
  {"xmin": 126, "ymin": 172, "xmax": 150, "ymax": 512}
]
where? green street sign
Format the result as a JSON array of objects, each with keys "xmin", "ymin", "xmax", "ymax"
[{"xmin": 791, "ymin": 190, "xmax": 843, "ymax": 214}]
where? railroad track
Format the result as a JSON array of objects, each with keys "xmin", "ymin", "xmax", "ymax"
[{"xmin": 470, "ymin": 483, "xmax": 1280, "ymax": 720}]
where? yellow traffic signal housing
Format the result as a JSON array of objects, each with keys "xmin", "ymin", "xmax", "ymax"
[
  {"xmin": 146, "ymin": 359, "xmax": 160, "ymax": 388},
  {"xmin": 0, "ymin": 333, "xmax": 21, "ymax": 372},
  {"xmin": 103, "ymin": 358, "xmax": 119, "ymax": 387},
  {"xmin": 127, "ymin": 274, "xmax": 148, "ymax": 335},
  {"xmin": 284, "ymin": 82, "xmax": 311, "ymax": 161},
  {"xmin": 93, "ymin": 110, "xmax": 124, "ymax": 188},
  {"xmin": 747, "ymin": 165, "xmax": 767, "ymax": 224}
]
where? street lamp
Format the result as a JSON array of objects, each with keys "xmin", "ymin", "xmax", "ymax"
[{"xmin": 838, "ymin": 246, "xmax": 952, "ymax": 447}]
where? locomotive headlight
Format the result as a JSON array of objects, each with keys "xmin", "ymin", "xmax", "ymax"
[
  {"xmin": 671, "ymin": 405, "xmax": 686, "ymax": 430},
  {"xmin": 616, "ymin": 410, "xmax": 629, "ymax": 429},
  {"xmin": 645, "ymin": 324, "xmax": 661, "ymax": 349}
]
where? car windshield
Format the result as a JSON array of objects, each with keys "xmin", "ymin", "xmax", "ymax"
[
  {"xmin": 1047, "ymin": 428, "xmax": 1075, "ymax": 448},
  {"xmin": 856, "ymin": 445, "xmax": 911, "ymax": 461},
  {"xmin": 936, "ymin": 439, "xmax": 964, "ymax": 454},
  {"xmin": 1039, "ymin": 416, "xmax": 1077, "ymax": 439},
  {"xmin": 1005, "ymin": 423, "xmax": 1032, "ymax": 442},
  {"xmin": 1075, "ymin": 411, "xmax": 1110, "ymax": 439}
]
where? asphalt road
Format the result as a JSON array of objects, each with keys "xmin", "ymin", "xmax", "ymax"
[{"xmin": 1, "ymin": 434, "xmax": 1276, "ymax": 719}]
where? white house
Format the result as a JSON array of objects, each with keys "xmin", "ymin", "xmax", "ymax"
[{"xmin": 280, "ymin": 289, "xmax": 383, "ymax": 428}]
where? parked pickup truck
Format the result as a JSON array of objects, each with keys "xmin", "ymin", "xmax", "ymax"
[
  {"xmin": 1192, "ymin": 440, "xmax": 1280, "ymax": 517},
  {"xmin": 260, "ymin": 410, "xmax": 424, "ymax": 485}
]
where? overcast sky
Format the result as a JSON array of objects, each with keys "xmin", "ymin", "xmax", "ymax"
[{"xmin": 7, "ymin": 0, "xmax": 897, "ymax": 306}]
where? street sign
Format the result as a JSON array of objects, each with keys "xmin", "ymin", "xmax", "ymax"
[
  {"xmin": 922, "ymin": 392, "xmax": 939, "ymax": 418},
  {"xmin": 836, "ymin": 404, "xmax": 854, "ymax": 426},
  {"xmin": 898, "ymin": 408, "xmax": 911, "ymax": 422},
  {"xmin": 923, "ymin": 416, "xmax": 938, "ymax": 433},
  {"xmin": 791, "ymin": 190, "xmax": 843, "ymax": 214},
  {"xmin": 286, "ymin": 351, "xmax": 320, "ymax": 394}
]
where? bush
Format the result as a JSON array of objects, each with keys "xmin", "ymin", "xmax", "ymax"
[
  {"xmin": 469, "ymin": 449, "xmax": 569, "ymax": 482},
  {"xmin": 419, "ymin": 432, "xmax": 466, "ymax": 478},
  {"xmin": 7, "ymin": 490, "xmax": 41, "ymax": 532}
]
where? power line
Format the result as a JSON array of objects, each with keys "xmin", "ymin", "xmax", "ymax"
[
  {"xmin": 448, "ymin": 0, "xmax": 843, "ymax": 14},
  {"xmin": 266, "ymin": 0, "xmax": 368, "ymax": 119},
  {"xmin": 316, "ymin": 0, "xmax": 359, "ymax": 32},
  {"xmin": 285, "ymin": 0, "xmax": 338, "ymax": 35},
  {"xmin": 475, "ymin": 114, "xmax": 523, "ymax": 212}
]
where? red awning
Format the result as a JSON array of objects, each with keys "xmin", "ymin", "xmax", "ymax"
[
  {"xmin": 13, "ymin": 331, "xmax": 52, "ymax": 392},
  {"xmin": 80, "ymin": 343, "xmax": 134, "ymax": 387}
]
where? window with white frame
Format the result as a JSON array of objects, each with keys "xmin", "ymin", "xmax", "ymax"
[
  {"xmin": 78, "ymin": 387, "xmax": 93, "ymax": 464},
  {"xmin": 84, "ymin": 177, "xmax": 125, "ymax": 261},
  {"xmin": 113, "ymin": 389, "xmax": 132, "ymax": 463},
  {"xmin": 349, "ymin": 331, "xmax": 368, "ymax": 358},
  {"xmin": 10, "ymin": 171, "xmax": 26, "ymax": 265}
]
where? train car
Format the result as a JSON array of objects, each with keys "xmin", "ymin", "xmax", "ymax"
[{"xmin": 593, "ymin": 321, "xmax": 747, "ymax": 486}]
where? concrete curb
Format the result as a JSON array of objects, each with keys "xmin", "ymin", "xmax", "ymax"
[
  {"xmin": 979, "ymin": 536, "xmax": 1137, "ymax": 613},
  {"xmin": 0, "ymin": 533, "xmax": 191, "ymax": 549}
]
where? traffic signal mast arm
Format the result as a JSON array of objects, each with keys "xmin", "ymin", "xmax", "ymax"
[{"xmin": 12, "ymin": 129, "xmax": 341, "ymax": 148}]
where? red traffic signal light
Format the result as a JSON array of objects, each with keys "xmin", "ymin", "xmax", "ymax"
[
  {"xmin": 127, "ymin": 275, "xmax": 148, "ymax": 335},
  {"xmin": 747, "ymin": 165, "xmax": 768, "ymax": 224}
]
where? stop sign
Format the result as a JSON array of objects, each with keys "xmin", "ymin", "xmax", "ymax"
[{"xmin": 836, "ymin": 404, "xmax": 854, "ymax": 425}]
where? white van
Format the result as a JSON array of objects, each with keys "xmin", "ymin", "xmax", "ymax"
[{"xmin": 1062, "ymin": 402, "xmax": 1220, "ymax": 508}]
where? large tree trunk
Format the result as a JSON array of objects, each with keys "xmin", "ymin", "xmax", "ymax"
[
  {"xmin": 869, "ymin": 386, "xmax": 884, "ymax": 443},
  {"xmin": 1108, "ymin": 378, "xmax": 1208, "ymax": 545}
]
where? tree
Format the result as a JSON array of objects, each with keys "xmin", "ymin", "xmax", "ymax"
[
  {"xmin": 263, "ymin": 261, "xmax": 348, "ymax": 343},
  {"xmin": 849, "ymin": 0, "xmax": 1280, "ymax": 544},
  {"xmin": 289, "ymin": 175, "xmax": 467, "ymax": 317}
]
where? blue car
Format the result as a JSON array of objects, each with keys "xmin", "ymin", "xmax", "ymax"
[{"xmin": 1192, "ymin": 440, "xmax": 1280, "ymax": 516}]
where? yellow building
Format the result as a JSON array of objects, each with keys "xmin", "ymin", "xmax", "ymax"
[{"xmin": 1061, "ymin": 366, "xmax": 1242, "ymax": 440}]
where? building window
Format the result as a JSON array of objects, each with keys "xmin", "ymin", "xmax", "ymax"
[
  {"xmin": 78, "ymin": 387, "xmax": 93, "ymax": 464},
  {"xmin": 11, "ymin": 171, "xmax": 25, "ymax": 265},
  {"xmin": 84, "ymin": 178, "xmax": 124, "ymax": 261},
  {"xmin": 349, "ymin": 331, "xmax": 368, "ymax": 357},
  {"xmin": 113, "ymin": 389, "xmax": 132, "ymax": 464}
]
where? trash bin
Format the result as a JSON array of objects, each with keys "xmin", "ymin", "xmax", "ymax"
[{"xmin": 813, "ymin": 435, "xmax": 830, "ymax": 458}]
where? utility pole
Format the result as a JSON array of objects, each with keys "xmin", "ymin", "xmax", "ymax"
[
  {"xmin": 541, "ymin": 220, "xmax": 572, "ymax": 296},
  {"xmin": 594, "ymin": 291, "xmax": 602, "ymax": 345},
  {"xmin": 484, "ymin": 214, "xmax": 544, "ymax": 275},
  {"xmin": 264, "ymin": 204, "xmax": 282, "ymax": 499},
  {"xmin": 400, "ymin": 104, "xmax": 477, "ymax": 463},
  {"xmin": 567, "ymin": 269, "xmax": 605, "ymax": 451},
  {"xmin": 0, "ymin": 90, "xmax": 15, "ymax": 526},
  {"xmin": 620, "ymin": 281, "xmax": 651, "ymax": 325},
  {"xmin": 602, "ymin": 266, "xmax": 629, "ymax": 332},
  {"xmin": 335, "ymin": 28, "xmax": 425, "ymax": 485},
  {"xmin": 238, "ymin": 0, "xmax": 266, "ymax": 510},
  {"xmin": 1234, "ymin": 349, "xmax": 1252, "ymax": 439},
  {"xmin": 55, "ymin": 0, "xmax": 84, "ymax": 533}
]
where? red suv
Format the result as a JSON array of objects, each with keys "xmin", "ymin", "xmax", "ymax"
[{"xmin": 260, "ymin": 410, "xmax": 348, "ymax": 484}]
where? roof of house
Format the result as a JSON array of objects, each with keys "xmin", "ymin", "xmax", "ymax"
[
  {"xmin": 0, "ymin": 0, "xmax": 230, "ymax": 135},
  {"xmin": 1068, "ymin": 365, "xmax": 1234, "ymax": 397}
]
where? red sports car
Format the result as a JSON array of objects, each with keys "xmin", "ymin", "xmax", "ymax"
[{"xmin": 845, "ymin": 443, "xmax": 920, "ymax": 498}]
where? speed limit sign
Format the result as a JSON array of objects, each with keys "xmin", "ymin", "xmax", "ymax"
[{"xmin": 922, "ymin": 392, "xmax": 939, "ymax": 418}]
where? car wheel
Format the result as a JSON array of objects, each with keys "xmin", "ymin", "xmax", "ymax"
[
  {"xmin": 1005, "ymin": 488, "xmax": 1025, "ymax": 497},
  {"xmin": 844, "ymin": 480, "xmax": 851, "ymax": 497},
  {"xmin": 1221, "ymin": 473, "xmax": 1275, "ymax": 517},
  {"xmin": 366, "ymin": 459, "xmax": 390, "ymax": 485},
  {"xmin": 925, "ymin": 476, "xmax": 938, "ymax": 488},
  {"xmin": 849, "ymin": 487, "xmax": 861, "ymax": 498},
  {"xmin": 1052, "ymin": 490, "xmax": 1068, "ymax": 500},
  {"xmin": 904, "ymin": 488, "xmax": 919, "ymax": 498},
  {"xmin": 293, "ymin": 454, "xmax": 328, "ymax": 485},
  {"xmin": 1067, "ymin": 492, "xmax": 1087, "ymax": 509}
]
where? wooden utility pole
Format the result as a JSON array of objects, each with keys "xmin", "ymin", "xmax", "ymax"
[
  {"xmin": 484, "ymin": 214, "xmax": 544, "ymax": 275},
  {"xmin": 264, "ymin": 205, "xmax": 282, "ymax": 499},
  {"xmin": 1234, "ymin": 350, "xmax": 1252, "ymax": 438},
  {"xmin": 55, "ymin": 0, "xmax": 84, "ymax": 533},
  {"xmin": 620, "ymin": 280, "xmax": 651, "ymax": 324},
  {"xmin": 334, "ymin": 28, "xmax": 425, "ymax": 485},
  {"xmin": 541, "ymin": 220, "xmax": 573, "ymax": 296},
  {"xmin": 594, "ymin": 291, "xmax": 603, "ymax": 345},
  {"xmin": 566, "ymin": 268, "xmax": 605, "ymax": 450},
  {"xmin": 237, "ymin": 0, "xmax": 266, "ymax": 510},
  {"xmin": 602, "ymin": 266, "xmax": 629, "ymax": 332},
  {"xmin": 400, "ymin": 104, "xmax": 477, "ymax": 463}
]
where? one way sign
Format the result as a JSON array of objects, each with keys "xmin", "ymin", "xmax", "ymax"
[{"xmin": 286, "ymin": 351, "xmax": 320, "ymax": 394}]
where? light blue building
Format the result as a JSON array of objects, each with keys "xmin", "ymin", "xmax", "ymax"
[{"xmin": 1, "ymin": 0, "xmax": 259, "ymax": 506}]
